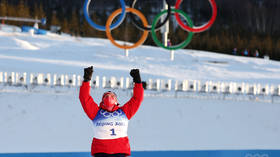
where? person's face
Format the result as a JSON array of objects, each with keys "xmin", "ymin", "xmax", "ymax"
[{"xmin": 102, "ymin": 93, "xmax": 117, "ymax": 111}]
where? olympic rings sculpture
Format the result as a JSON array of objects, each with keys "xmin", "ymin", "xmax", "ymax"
[{"xmin": 83, "ymin": 0, "xmax": 218, "ymax": 50}]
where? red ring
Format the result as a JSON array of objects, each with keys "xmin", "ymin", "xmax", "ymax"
[{"xmin": 175, "ymin": 0, "xmax": 217, "ymax": 33}]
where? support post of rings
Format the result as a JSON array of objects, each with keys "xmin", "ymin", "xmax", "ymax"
[
  {"xmin": 167, "ymin": 38, "xmax": 175, "ymax": 61},
  {"xmin": 160, "ymin": 0, "xmax": 169, "ymax": 47},
  {"xmin": 170, "ymin": 50, "xmax": 174, "ymax": 61},
  {"xmin": 125, "ymin": 49, "xmax": 129, "ymax": 57}
]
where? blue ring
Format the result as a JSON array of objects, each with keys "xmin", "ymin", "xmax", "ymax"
[{"xmin": 83, "ymin": 0, "xmax": 126, "ymax": 31}]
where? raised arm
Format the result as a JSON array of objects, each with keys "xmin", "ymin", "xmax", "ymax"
[
  {"xmin": 121, "ymin": 69, "xmax": 144, "ymax": 120},
  {"xmin": 79, "ymin": 66, "xmax": 99, "ymax": 120}
]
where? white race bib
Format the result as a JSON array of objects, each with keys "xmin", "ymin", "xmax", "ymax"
[{"xmin": 92, "ymin": 109, "xmax": 129, "ymax": 139}]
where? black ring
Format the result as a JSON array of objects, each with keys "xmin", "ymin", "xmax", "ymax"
[{"xmin": 129, "ymin": 0, "xmax": 172, "ymax": 31}]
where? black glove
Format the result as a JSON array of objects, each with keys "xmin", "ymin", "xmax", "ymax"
[
  {"xmin": 83, "ymin": 66, "xmax": 93, "ymax": 82},
  {"xmin": 130, "ymin": 69, "xmax": 141, "ymax": 83}
]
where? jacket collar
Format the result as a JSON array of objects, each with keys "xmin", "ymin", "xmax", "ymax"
[{"xmin": 99, "ymin": 102, "xmax": 119, "ymax": 112}]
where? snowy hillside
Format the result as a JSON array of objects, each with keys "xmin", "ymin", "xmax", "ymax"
[
  {"xmin": 0, "ymin": 24, "xmax": 280, "ymax": 154},
  {"xmin": 1, "ymin": 25, "xmax": 280, "ymax": 84}
]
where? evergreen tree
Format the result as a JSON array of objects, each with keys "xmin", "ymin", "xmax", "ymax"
[
  {"xmin": 7, "ymin": 2, "xmax": 16, "ymax": 17},
  {"xmin": 34, "ymin": 3, "xmax": 45, "ymax": 19},
  {"xmin": 69, "ymin": 10, "xmax": 80, "ymax": 36},
  {"xmin": 61, "ymin": 18, "xmax": 70, "ymax": 34},
  {"xmin": 50, "ymin": 12, "xmax": 60, "ymax": 26},
  {"xmin": 262, "ymin": 36, "xmax": 273, "ymax": 57},
  {"xmin": 219, "ymin": 31, "xmax": 231, "ymax": 53},
  {"xmin": 0, "ymin": 0, "xmax": 8, "ymax": 16},
  {"xmin": 275, "ymin": 39, "xmax": 280, "ymax": 60},
  {"xmin": 3, "ymin": 2, "xmax": 17, "ymax": 25},
  {"xmin": 236, "ymin": 34, "xmax": 246, "ymax": 52},
  {"xmin": 248, "ymin": 35, "xmax": 260, "ymax": 53},
  {"xmin": 17, "ymin": 0, "xmax": 30, "ymax": 17}
]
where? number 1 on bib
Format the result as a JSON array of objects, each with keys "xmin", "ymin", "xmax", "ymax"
[{"xmin": 110, "ymin": 128, "xmax": 116, "ymax": 136}]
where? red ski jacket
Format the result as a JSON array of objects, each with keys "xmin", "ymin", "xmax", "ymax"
[{"xmin": 79, "ymin": 82, "xmax": 144, "ymax": 156}]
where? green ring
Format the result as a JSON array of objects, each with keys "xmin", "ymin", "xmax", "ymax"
[{"xmin": 151, "ymin": 9, "xmax": 194, "ymax": 51}]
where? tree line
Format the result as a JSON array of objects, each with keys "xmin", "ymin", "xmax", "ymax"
[{"xmin": 0, "ymin": 0, "xmax": 280, "ymax": 60}]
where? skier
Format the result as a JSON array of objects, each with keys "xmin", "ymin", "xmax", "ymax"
[
  {"xmin": 79, "ymin": 66, "xmax": 144, "ymax": 157},
  {"xmin": 243, "ymin": 49, "xmax": 249, "ymax": 56},
  {"xmin": 232, "ymin": 48, "xmax": 237, "ymax": 55}
]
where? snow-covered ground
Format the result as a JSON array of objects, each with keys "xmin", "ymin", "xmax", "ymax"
[{"xmin": 0, "ymin": 24, "xmax": 280, "ymax": 153}]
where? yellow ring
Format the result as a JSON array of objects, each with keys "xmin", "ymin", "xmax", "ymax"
[{"xmin": 106, "ymin": 8, "xmax": 149, "ymax": 49}]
